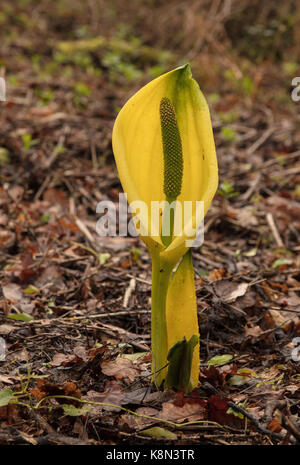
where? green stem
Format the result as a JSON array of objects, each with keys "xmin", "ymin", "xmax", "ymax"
[
  {"xmin": 151, "ymin": 254, "xmax": 173, "ymax": 388},
  {"xmin": 161, "ymin": 196, "xmax": 176, "ymax": 247}
]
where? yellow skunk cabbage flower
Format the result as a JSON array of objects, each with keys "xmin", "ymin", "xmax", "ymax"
[{"xmin": 112, "ymin": 64, "xmax": 218, "ymax": 389}]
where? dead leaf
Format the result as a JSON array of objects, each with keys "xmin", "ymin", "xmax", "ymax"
[
  {"xmin": 8, "ymin": 185, "xmax": 24, "ymax": 201},
  {"xmin": 0, "ymin": 404, "xmax": 20, "ymax": 424},
  {"xmin": 51, "ymin": 353, "xmax": 76, "ymax": 367},
  {"xmin": 226, "ymin": 205, "xmax": 258, "ymax": 227},
  {"xmin": 2, "ymin": 282, "xmax": 35, "ymax": 314},
  {"xmin": 35, "ymin": 265, "xmax": 65, "ymax": 291},
  {"xmin": 0, "ymin": 324, "xmax": 16, "ymax": 335},
  {"xmin": 101, "ymin": 357, "xmax": 141, "ymax": 382},
  {"xmin": 213, "ymin": 280, "xmax": 248, "ymax": 303},
  {"xmin": 200, "ymin": 365, "xmax": 230, "ymax": 388},
  {"xmin": 160, "ymin": 400, "xmax": 206, "ymax": 423},
  {"xmin": 123, "ymin": 388, "xmax": 174, "ymax": 406},
  {"xmin": 209, "ymin": 268, "xmax": 228, "ymax": 281},
  {"xmin": 0, "ymin": 230, "xmax": 15, "ymax": 248},
  {"xmin": 263, "ymin": 309, "xmax": 298, "ymax": 332},
  {"xmin": 244, "ymin": 325, "xmax": 264, "ymax": 340},
  {"xmin": 73, "ymin": 346, "xmax": 89, "ymax": 362},
  {"xmin": 119, "ymin": 407, "xmax": 160, "ymax": 430},
  {"xmin": 30, "ymin": 379, "xmax": 81, "ymax": 402},
  {"xmin": 259, "ymin": 365, "xmax": 281, "ymax": 382},
  {"xmin": 86, "ymin": 380, "xmax": 125, "ymax": 413},
  {"xmin": 43, "ymin": 188, "xmax": 69, "ymax": 210},
  {"xmin": 268, "ymin": 418, "xmax": 283, "ymax": 433},
  {"xmin": 0, "ymin": 375, "xmax": 17, "ymax": 385},
  {"xmin": 284, "ymin": 384, "xmax": 299, "ymax": 394},
  {"xmin": 266, "ymin": 196, "xmax": 300, "ymax": 223},
  {"xmin": 2, "ymin": 283, "xmax": 23, "ymax": 303}
]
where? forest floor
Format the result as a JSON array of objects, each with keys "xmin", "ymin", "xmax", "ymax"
[{"xmin": 0, "ymin": 1, "xmax": 300, "ymax": 445}]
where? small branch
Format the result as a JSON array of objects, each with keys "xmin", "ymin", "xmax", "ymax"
[
  {"xmin": 266, "ymin": 212, "xmax": 284, "ymax": 247},
  {"xmin": 246, "ymin": 127, "xmax": 275, "ymax": 155},
  {"xmin": 45, "ymin": 134, "xmax": 66, "ymax": 169},
  {"xmin": 123, "ymin": 278, "xmax": 136, "ymax": 308},
  {"xmin": 227, "ymin": 402, "xmax": 283, "ymax": 441}
]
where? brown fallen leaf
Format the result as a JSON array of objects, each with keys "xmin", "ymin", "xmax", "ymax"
[
  {"xmin": 0, "ymin": 404, "xmax": 20, "ymax": 424},
  {"xmin": 73, "ymin": 346, "xmax": 89, "ymax": 362},
  {"xmin": 51, "ymin": 353, "xmax": 77, "ymax": 367},
  {"xmin": 268, "ymin": 418, "xmax": 283, "ymax": 433},
  {"xmin": 2, "ymin": 283, "xmax": 23, "ymax": 303},
  {"xmin": 2, "ymin": 282, "xmax": 34, "ymax": 314},
  {"xmin": 86, "ymin": 380, "xmax": 125, "ymax": 413},
  {"xmin": 284, "ymin": 385, "xmax": 299, "ymax": 395},
  {"xmin": 160, "ymin": 400, "xmax": 206, "ymax": 423},
  {"xmin": 30, "ymin": 379, "xmax": 81, "ymax": 402},
  {"xmin": 209, "ymin": 268, "xmax": 228, "ymax": 281},
  {"xmin": 119, "ymin": 407, "xmax": 160, "ymax": 430},
  {"xmin": 259, "ymin": 365, "xmax": 281, "ymax": 382},
  {"xmin": 43, "ymin": 188, "xmax": 69, "ymax": 210},
  {"xmin": 35, "ymin": 265, "xmax": 65, "ymax": 292},
  {"xmin": 226, "ymin": 205, "xmax": 258, "ymax": 228},
  {"xmin": 264, "ymin": 309, "xmax": 298, "ymax": 332},
  {"xmin": 213, "ymin": 280, "xmax": 248, "ymax": 303},
  {"xmin": 0, "ymin": 374, "xmax": 17, "ymax": 385},
  {"xmin": 200, "ymin": 364, "xmax": 234, "ymax": 388},
  {"xmin": 0, "ymin": 230, "xmax": 15, "ymax": 248},
  {"xmin": 244, "ymin": 325, "xmax": 264, "ymax": 340},
  {"xmin": 0, "ymin": 324, "xmax": 16, "ymax": 335},
  {"xmin": 265, "ymin": 195, "xmax": 300, "ymax": 225},
  {"xmin": 0, "ymin": 214, "xmax": 8, "ymax": 226},
  {"xmin": 101, "ymin": 357, "xmax": 141, "ymax": 382}
]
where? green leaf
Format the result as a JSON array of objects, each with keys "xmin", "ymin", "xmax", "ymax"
[
  {"xmin": 226, "ymin": 406, "xmax": 244, "ymax": 419},
  {"xmin": 238, "ymin": 368, "xmax": 257, "ymax": 377},
  {"xmin": 7, "ymin": 313, "xmax": 34, "ymax": 322},
  {"xmin": 24, "ymin": 285, "xmax": 40, "ymax": 295},
  {"xmin": 62, "ymin": 404, "xmax": 91, "ymax": 416},
  {"xmin": 0, "ymin": 389, "xmax": 15, "ymax": 407},
  {"xmin": 217, "ymin": 180, "xmax": 239, "ymax": 198},
  {"xmin": 244, "ymin": 248, "xmax": 257, "ymax": 257},
  {"xmin": 130, "ymin": 247, "xmax": 142, "ymax": 263},
  {"xmin": 228, "ymin": 375, "xmax": 250, "ymax": 386},
  {"xmin": 208, "ymin": 354, "xmax": 233, "ymax": 366},
  {"xmin": 0, "ymin": 147, "xmax": 10, "ymax": 164},
  {"xmin": 140, "ymin": 426, "xmax": 177, "ymax": 439},
  {"xmin": 197, "ymin": 268, "xmax": 209, "ymax": 277},
  {"xmin": 165, "ymin": 335, "xmax": 198, "ymax": 392},
  {"xmin": 221, "ymin": 127, "xmax": 237, "ymax": 143},
  {"xmin": 73, "ymin": 82, "xmax": 91, "ymax": 96},
  {"xmin": 98, "ymin": 253, "xmax": 111, "ymax": 265},
  {"xmin": 40, "ymin": 213, "xmax": 51, "ymax": 223},
  {"xmin": 273, "ymin": 248, "xmax": 293, "ymax": 255},
  {"xmin": 272, "ymin": 258, "xmax": 293, "ymax": 269}
]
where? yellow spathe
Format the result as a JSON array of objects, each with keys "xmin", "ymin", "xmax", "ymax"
[{"xmin": 112, "ymin": 64, "xmax": 218, "ymax": 265}]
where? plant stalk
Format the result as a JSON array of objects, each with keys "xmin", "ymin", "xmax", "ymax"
[{"xmin": 151, "ymin": 254, "xmax": 173, "ymax": 388}]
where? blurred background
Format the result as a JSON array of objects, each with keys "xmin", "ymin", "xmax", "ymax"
[{"xmin": 1, "ymin": 0, "xmax": 299, "ymax": 165}]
